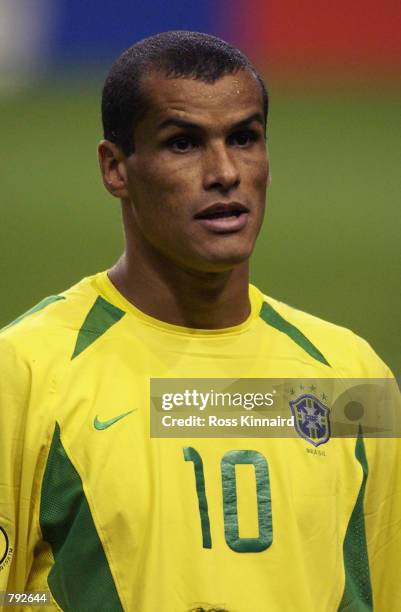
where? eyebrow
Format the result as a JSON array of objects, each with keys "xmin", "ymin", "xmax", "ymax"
[{"xmin": 157, "ymin": 112, "xmax": 265, "ymax": 132}]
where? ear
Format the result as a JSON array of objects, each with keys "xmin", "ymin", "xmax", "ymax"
[{"xmin": 98, "ymin": 140, "xmax": 130, "ymax": 199}]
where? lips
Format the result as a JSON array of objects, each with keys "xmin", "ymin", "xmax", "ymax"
[
  {"xmin": 194, "ymin": 202, "xmax": 250, "ymax": 233},
  {"xmin": 194, "ymin": 202, "xmax": 249, "ymax": 220}
]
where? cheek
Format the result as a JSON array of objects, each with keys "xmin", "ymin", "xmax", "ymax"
[
  {"xmin": 130, "ymin": 157, "xmax": 197, "ymax": 203},
  {"xmin": 258, "ymin": 155, "xmax": 269, "ymax": 183},
  {"xmin": 242, "ymin": 152, "xmax": 269, "ymax": 189},
  {"xmin": 250, "ymin": 163, "xmax": 269, "ymax": 197},
  {"xmin": 128, "ymin": 178, "xmax": 188, "ymax": 237}
]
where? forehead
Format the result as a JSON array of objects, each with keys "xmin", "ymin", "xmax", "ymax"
[{"xmin": 139, "ymin": 70, "xmax": 264, "ymax": 129}]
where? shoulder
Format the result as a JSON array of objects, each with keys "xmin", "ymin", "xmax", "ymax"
[
  {"xmin": 258, "ymin": 291, "xmax": 392, "ymax": 378},
  {"xmin": 0, "ymin": 274, "xmax": 101, "ymax": 371}
]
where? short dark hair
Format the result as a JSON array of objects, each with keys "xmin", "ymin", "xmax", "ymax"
[{"xmin": 101, "ymin": 30, "xmax": 268, "ymax": 156}]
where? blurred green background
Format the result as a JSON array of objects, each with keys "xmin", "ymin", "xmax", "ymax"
[{"xmin": 1, "ymin": 79, "xmax": 400, "ymax": 375}]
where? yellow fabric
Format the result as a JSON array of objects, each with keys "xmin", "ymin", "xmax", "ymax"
[{"xmin": 0, "ymin": 271, "xmax": 399, "ymax": 612}]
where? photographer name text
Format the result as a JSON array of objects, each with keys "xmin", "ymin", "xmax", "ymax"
[{"xmin": 161, "ymin": 415, "xmax": 294, "ymax": 428}]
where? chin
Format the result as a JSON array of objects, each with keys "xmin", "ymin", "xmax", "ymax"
[{"xmin": 192, "ymin": 246, "xmax": 253, "ymax": 273}]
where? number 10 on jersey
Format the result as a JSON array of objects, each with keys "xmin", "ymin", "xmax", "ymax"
[{"xmin": 184, "ymin": 448, "xmax": 273, "ymax": 553}]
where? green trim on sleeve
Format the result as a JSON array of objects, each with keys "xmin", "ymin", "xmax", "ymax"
[
  {"xmin": 72, "ymin": 296, "xmax": 125, "ymax": 359},
  {"xmin": 40, "ymin": 423, "xmax": 123, "ymax": 612},
  {"xmin": 1, "ymin": 295, "xmax": 65, "ymax": 332},
  {"xmin": 259, "ymin": 302, "xmax": 330, "ymax": 367},
  {"xmin": 338, "ymin": 427, "xmax": 372, "ymax": 611}
]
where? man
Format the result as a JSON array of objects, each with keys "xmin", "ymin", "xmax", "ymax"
[{"xmin": 0, "ymin": 31, "xmax": 400, "ymax": 612}]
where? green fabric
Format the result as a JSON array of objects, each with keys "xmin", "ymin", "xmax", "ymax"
[
  {"xmin": 221, "ymin": 450, "xmax": 272, "ymax": 553},
  {"xmin": 1, "ymin": 295, "xmax": 65, "ymax": 332},
  {"xmin": 338, "ymin": 427, "xmax": 372, "ymax": 611},
  {"xmin": 72, "ymin": 296, "xmax": 125, "ymax": 359},
  {"xmin": 259, "ymin": 301, "xmax": 330, "ymax": 367},
  {"xmin": 184, "ymin": 447, "xmax": 212, "ymax": 548},
  {"xmin": 40, "ymin": 423, "xmax": 123, "ymax": 612}
]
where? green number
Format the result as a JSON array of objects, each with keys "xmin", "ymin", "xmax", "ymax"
[
  {"xmin": 221, "ymin": 450, "xmax": 272, "ymax": 552},
  {"xmin": 184, "ymin": 448, "xmax": 273, "ymax": 553},
  {"xmin": 183, "ymin": 447, "xmax": 212, "ymax": 548}
]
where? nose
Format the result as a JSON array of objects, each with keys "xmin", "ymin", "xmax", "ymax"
[{"xmin": 203, "ymin": 143, "xmax": 240, "ymax": 193}]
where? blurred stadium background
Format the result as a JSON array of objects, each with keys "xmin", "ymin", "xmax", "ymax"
[{"xmin": 1, "ymin": 0, "xmax": 400, "ymax": 376}]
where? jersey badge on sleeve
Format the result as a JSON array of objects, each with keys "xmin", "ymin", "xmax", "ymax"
[
  {"xmin": 0, "ymin": 526, "xmax": 13, "ymax": 571},
  {"xmin": 289, "ymin": 393, "xmax": 330, "ymax": 446}
]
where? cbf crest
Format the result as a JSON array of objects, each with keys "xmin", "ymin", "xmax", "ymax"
[{"xmin": 290, "ymin": 394, "xmax": 330, "ymax": 446}]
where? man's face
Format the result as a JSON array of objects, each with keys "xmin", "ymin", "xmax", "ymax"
[{"xmin": 122, "ymin": 70, "xmax": 269, "ymax": 273}]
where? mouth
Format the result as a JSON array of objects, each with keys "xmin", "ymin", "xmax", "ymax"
[{"xmin": 194, "ymin": 202, "xmax": 249, "ymax": 233}]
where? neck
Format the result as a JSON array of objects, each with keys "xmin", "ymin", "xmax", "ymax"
[{"xmin": 108, "ymin": 248, "xmax": 251, "ymax": 330}]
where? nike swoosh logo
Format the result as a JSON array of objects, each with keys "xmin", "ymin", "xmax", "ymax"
[{"xmin": 94, "ymin": 410, "xmax": 134, "ymax": 430}]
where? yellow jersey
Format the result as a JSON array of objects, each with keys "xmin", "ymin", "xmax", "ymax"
[{"xmin": 0, "ymin": 271, "xmax": 400, "ymax": 612}]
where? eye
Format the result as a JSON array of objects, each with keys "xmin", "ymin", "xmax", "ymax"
[
  {"xmin": 229, "ymin": 130, "xmax": 258, "ymax": 147},
  {"xmin": 168, "ymin": 135, "xmax": 199, "ymax": 153}
]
